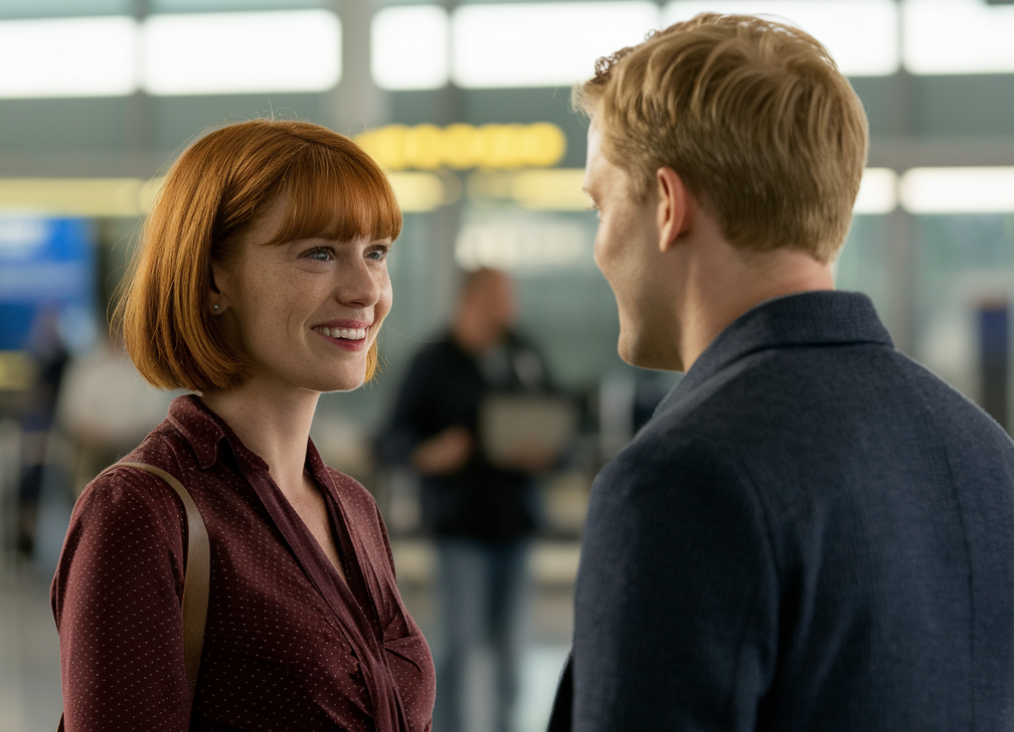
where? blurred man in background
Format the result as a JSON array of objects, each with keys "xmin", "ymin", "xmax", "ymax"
[
  {"xmin": 382, "ymin": 268, "xmax": 554, "ymax": 732},
  {"xmin": 549, "ymin": 13, "xmax": 1014, "ymax": 732},
  {"xmin": 15, "ymin": 307, "xmax": 68, "ymax": 560}
]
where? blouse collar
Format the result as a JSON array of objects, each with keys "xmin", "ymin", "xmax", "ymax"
[{"xmin": 167, "ymin": 394, "xmax": 274, "ymax": 472}]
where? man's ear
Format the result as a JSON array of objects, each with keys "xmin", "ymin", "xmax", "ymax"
[{"xmin": 656, "ymin": 167, "xmax": 693, "ymax": 253}]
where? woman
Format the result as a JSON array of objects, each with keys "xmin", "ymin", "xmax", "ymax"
[{"xmin": 51, "ymin": 119, "xmax": 435, "ymax": 731}]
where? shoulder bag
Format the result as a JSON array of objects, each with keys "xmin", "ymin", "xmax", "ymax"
[{"xmin": 57, "ymin": 461, "xmax": 210, "ymax": 730}]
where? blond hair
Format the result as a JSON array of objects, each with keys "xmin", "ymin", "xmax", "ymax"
[
  {"xmin": 116, "ymin": 119, "xmax": 401, "ymax": 391},
  {"xmin": 575, "ymin": 13, "xmax": 868, "ymax": 263}
]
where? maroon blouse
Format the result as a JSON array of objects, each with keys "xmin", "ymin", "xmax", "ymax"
[{"xmin": 51, "ymin": 395, "xmax": 435, "ymax": 732}]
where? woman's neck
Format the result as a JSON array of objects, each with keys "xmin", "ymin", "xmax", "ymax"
[{"xmin": 199, "ymin": 379, "xmax": 321, "ymax": 496}]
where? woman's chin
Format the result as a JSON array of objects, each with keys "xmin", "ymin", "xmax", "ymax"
[
  {"xmin": 314, "ymin": 368, "xmax": 368, "ymax": 394},
  {"xmin": 323, "ymin": 379, "xmax": 366, "ymax": 394}
]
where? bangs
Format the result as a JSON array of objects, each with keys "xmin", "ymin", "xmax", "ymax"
[{"xmin": 266, "ymin": 144, "xmax": 402, "ymax": 246}]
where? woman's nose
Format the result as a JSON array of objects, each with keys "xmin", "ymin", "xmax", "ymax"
[{"xmin": 335, "ymin": 253, "xmax": 381, "ymax": 307}]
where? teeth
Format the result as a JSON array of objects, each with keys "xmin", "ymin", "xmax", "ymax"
[{"xmin": 316, "ymin": 326, "xmax": 367, "ymax": 340}]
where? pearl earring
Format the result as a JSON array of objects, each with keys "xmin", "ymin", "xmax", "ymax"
[{"xmin": 213, "ymin": 304, "xmax": 219, "ymax": 311}]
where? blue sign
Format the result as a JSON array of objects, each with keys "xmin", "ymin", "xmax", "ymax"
[
  {"xmin": 0, "ymin": 216, "xmax": 96, "ymax": 350},
  {"xmin": 0, "ymin": 217, "xmax": 95, "ymax": 302}
]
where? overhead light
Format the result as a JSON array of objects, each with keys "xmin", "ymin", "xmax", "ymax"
[
  {"xmin": 452, "ymin": 2, "xmax": 661, "ymax": 88},
  {"xmin": 903, "ymin": 0, "xmax": 1014, "ymax": 75},
  {"xmin": 456, "ymin": 218, "xmax": 589, "ymax": 271},
  {"xmin": 900, "ymin": 167, "xmax": 1014, "ymax": 213},
  {"xmin": 143, "ymin": 10, "xmax": 341, "ymax": 95},
  {"xmin": 0, "ymin": 174, "xmax": 449, "ymax": 218},
  {"xmin": 466, "ymin": 167, "xmax": 896, "ymax": 213},
  {"xmin": 664, "ymin": 1, "xmax": 899, "ymax": 77},
  {"xmin": 372, "ymin": 5, "xmax": 449, "ymax": 90},
  {"xmin": 854, "ymin": 168, "xmax": 898, "ymax": 214},
  {"xmin": 386, "ymin": 172, "xmax": 448, "ymax": 213},
  {"xmin": 509, "ymin": 170, "xmax": 589, "ymax": 210},
  {"xmin": 468, "ymin": 170, "xmax": 589, "ymax": 210},
  {"xmin": 139, "ymin": 177, "xmax": 166, "ymax": 213},
  {"xmin": 0, "ymin": 178, "xmax": 147, "ymax": 217},
  {"xmin": 0, "ymin": 16, "xmax": 137, "ymax": 98}
]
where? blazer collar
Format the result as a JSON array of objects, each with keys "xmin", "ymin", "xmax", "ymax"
[{"xmin": 657, "ymin": 290, "xmax": 894, "ymax": 414}]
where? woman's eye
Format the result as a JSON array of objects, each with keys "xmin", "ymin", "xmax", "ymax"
[
  {"xmin": 305, "ymin": 248, "xmax": 333, "ymax": 262},
  {"xmin": 366, "ymin": 247, "xmax": 389, "ymax": 262}
]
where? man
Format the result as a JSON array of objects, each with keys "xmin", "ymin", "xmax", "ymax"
[
  {"xmin": 382, "ymin": 268, "xmax": 553, "ymax": 732},
  {"xmin": 549, "ymin": 13, "xmax": 1014, "ymax": 731}
]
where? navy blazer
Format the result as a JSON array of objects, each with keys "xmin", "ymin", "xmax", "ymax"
[{"xmin": 550, "ymin": 291, "xmax": 1014, "ymax": 731}]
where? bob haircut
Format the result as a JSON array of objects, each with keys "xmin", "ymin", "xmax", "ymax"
[
  {"xmin": 117, "ymin": 119, "xmax": 401, "ymax": 391},
  {"xmin": 574, "ymin": 13, "xmax": 869, "ymax": 263}
]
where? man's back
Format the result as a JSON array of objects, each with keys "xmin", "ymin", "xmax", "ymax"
[{"xmin": 572, "ymin": 291, "xmax": 1014, "ymax": 730}]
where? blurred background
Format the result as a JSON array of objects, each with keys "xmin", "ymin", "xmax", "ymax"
[{"xmin": 1, "ymin": 0, "xmax": 1014, "ymax": 730}]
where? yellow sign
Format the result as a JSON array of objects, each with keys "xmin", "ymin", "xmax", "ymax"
[{"xmin": 355, "ymin": 122, "xmax": 567, "ymax": 171}]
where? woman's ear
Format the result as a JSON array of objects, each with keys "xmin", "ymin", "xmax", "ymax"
[
  {"xmin": 209, "ymin": 262, "xmax": 231, "ymax": 314},
  {"xmin": 656, "ymin": 167, "xmax": 694, "ymax": 253}
]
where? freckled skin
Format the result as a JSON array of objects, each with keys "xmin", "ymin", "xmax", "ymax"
[{"xmin": 213, "ymin": 198, "xmax": 393, "ymax": 395}]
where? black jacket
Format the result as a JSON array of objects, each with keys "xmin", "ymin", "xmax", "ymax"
[
  {"xmin": 380, "ymin": 331, "xmax": 551, "ymax": 543},
  {"xmin": 552, "ymin": 291, "xmax": 1014, "ymax": 731}
]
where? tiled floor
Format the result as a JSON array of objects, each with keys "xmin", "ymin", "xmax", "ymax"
[
  {"xmin": 399, "ymin": 579, "xmax": 573, "ymax": 732},
  {"xmin": 0, "ymin": 567, "xmax": 63, "ymax": 732},
  {"xmin": 0, "ymin": 559, "xmax": 572, "ymax": 732}
]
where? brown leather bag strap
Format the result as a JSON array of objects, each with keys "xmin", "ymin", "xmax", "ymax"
[
  {"xmin": 58, "ymin": 462, "xmax": 210, "ymax": 731},
  {"xmin": 120, "ymin": 461, "xmax": 211, "ymax": 706}
]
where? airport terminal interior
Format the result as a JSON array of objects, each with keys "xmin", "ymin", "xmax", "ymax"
[{"xmin": 2, "ymin": 0, "xmax": 1014, "ymax": 730}]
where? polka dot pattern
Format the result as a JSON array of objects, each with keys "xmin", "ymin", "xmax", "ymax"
[{"xmin": 51, "ymin": 395, "xmax": 435, "ymax": 732}]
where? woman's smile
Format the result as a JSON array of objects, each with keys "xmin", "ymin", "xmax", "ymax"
[{"xmin": 312, "ymin": 320, "xmax": 372, "ymax": 351}]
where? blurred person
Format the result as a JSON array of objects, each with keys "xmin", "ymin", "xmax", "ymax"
[
  {"xmin": 16, "ymin": 306, "xmax": 69, "ymax": 559},
  {"xmin": 56, "ymin": 330, "xmax": 178, "ymax": 496},
  {"xmin": 549, "ymin": 13, "xmax": 1014, "ymax": 732},
  {"xmin": 381, "ymin": 268, "xmax": 554, "ymax": 732},
  {"xmin": 51, "ymin": 120, "xmax": 434, "ymax": 732}
]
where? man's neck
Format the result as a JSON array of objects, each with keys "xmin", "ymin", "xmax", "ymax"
[{"xmin": 678, "ymin": 244, "xmax": 835, "ymax": 371}]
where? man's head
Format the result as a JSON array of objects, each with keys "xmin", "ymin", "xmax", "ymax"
[
  {"xmin": 453, "ymin": 268, "xmax": 517, "ymax": 354},
  {"xmin": 576, "ymin": 13, "xmax": 868, "ymax": 264}
]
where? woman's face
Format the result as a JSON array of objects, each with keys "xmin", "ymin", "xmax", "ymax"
[{"xmin": 211, "ymin": 196, "xmax": 393, "ymax": 395}]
